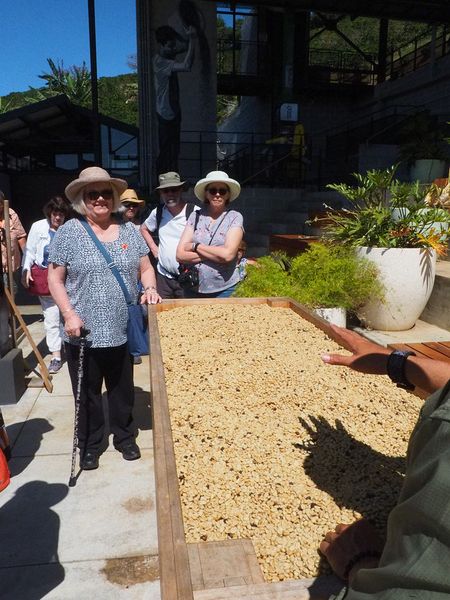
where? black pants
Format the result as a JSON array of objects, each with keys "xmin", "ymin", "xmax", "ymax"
[
  {"xmin": 156, "ymin": 270, "xmax": 184, "ymax": 299},
  {"xmin": 156, "ymin": 113, "xmax": 181, "ymax": 173},
  {"xmin": 65, "ymin": 342, "xmax": 135, "ymax": 455}
]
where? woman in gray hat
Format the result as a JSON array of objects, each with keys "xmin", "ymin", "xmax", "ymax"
[
  {"xmin": 48, "ymin": 167, "xmax": 161, "ymax": 471},
  {"xmin": 176, "ymin": 170, "xmax": 244, "ymax": 297}
]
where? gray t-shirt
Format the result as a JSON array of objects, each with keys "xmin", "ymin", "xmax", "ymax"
[
  {"xmin": 187, "ymin": 208, "xmax": 244, "ymax": 293},
  {"xmin": 49, "ymin": 219, "xmax": 149, "ymax": 348}
]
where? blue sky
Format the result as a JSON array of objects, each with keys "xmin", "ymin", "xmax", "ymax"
[{"xmin": 0, "ymin": 0, "xmax": 136, "ymax": 96}]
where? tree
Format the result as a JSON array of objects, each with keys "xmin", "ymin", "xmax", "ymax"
[{"xmin": 26, "ymin": 58, "xmax": 91, "ymax": 106}]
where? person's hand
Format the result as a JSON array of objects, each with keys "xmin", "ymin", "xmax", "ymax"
[
  {"xmin": 151, "ymin": 247, "xmax": 159, "ymax": 260},
  {"xmin": 321, "ymin": 325, "xmax": 390, "ymax": 376},
  {"xmin": 64, "ymin": 312, "xmax": 85, "ymax": 339},
  {"xmin": 21, "ymin": 270, "xmax": 32, "ymax": 288},
  {"xmin": 140, "ymin": 287, "xmax": 161, "ymax": 305},
  {"xmin": 320, "ymin": 520, "xmax": 384, "ymax": 582}
]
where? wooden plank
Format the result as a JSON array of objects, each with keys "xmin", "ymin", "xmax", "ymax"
[
  {"xmin": 420, "ymin": 342, "xmax": 450, "ymax": 361},
  {"xmin": 148, "ymin": 306, "xmax": 194, "ymax": 600}
]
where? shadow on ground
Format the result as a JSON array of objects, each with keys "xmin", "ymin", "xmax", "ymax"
[{"xmin": 1, "ymin": 481, "xmax": 67, "ymax": 600}]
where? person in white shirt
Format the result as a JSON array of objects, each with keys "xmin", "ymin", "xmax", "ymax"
[
  {"xmin": 141, "ymin": 172, "xmax": 198, "ymax": 299},
  {"xmin": 22, "ymin": 196, "xmax": 71, "ymax": 374}
]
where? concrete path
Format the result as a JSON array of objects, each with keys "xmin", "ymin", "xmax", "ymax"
[{"xmin": 0, "ymin": 309, "xmax": 160, "ymax": 600}]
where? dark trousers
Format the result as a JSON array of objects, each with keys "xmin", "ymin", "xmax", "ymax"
[
  {"xmin": 156, "ymin": 113, "xmax": 181, "ymax": 173},
  {"xmin": 156, "ymin": 270, "xmax": 184, "ymax": 299},
  {"xmin": 65, "ymin": 342, "xmax": 135, "ymax": 455}
]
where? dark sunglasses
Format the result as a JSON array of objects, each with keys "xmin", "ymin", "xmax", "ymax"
[
  {"xmin": 160, "ymin": 187, "xmax": 181, "ymax": 193},
  {"xmin": 85, "ymin": 189, "xmax": 114, "ymax": 201},
  {"xmin": 122, "ymin": 202, "xmax": 138, "ymax": 208},
  {"xmin": 206, "ymin": 187, "xmax": 229, "ymax": 196}
]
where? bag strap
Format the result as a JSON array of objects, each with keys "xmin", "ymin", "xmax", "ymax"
[
  {"xmin": 78, "ymin": 218, "xmax": 133, "ymax": 306},
  {"xmin": 207, "ymin": 212, "xmax": 227, "ymax": 245},
  {"xmin": 155, "ymin": 204, "xmax": 164, "ymax": 234}
]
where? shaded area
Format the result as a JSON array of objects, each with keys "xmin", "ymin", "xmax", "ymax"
[
  {"xmin": 296, "ymin": 415, "xmax": 405, "ymax": 524},
  {"xmin": 8, "ymin": 418, "xmax": 54, "ymax": 476},
  {"xmin": 0, "ymin": 481, "xmax": 67, "ymax": 600}
]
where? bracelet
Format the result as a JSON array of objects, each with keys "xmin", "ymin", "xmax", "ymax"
[
  {"xmin": 343, "ymin": 550, "xmax": 381, "ymax": 580},
  {"xmin": 193, "ymin": 242, "xmax": 200, "ymax": 253},
  {"xmin": 62, "ymin": 307, "xmax": 74, "ymax": 315},
  {"xmin": 144, "ymin": 286, "xmax": 156, "ymax": 292}
]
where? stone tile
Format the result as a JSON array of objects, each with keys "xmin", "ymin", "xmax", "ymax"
[
  {"xmin": 0, "ymin": 450, "xmax": 158, "ymax": 566},
  {"xmin": 2, "ymin": 557, "xmax": 160, "ymax": 600}
]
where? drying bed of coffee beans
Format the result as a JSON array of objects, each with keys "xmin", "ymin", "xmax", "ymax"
[{"xmin": 157, "ymin": 304, "xmax": 421, "ymax": 581}]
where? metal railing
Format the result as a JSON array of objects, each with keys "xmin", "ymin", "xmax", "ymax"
[
  {"xmin": 308, "ymin": 49, "xmax": 377, "ymax": 86},
  {"xmin": 217, "ymin": 38, "xmax": 269, "ymax": 77}
]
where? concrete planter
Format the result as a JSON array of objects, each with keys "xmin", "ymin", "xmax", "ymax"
[
  {"xmin": 356, "ymin": 247, "xmax": 437, "ymax": 331},
  {"xmin": 314, "ymin": 307, "xmax": 346, "ymax": 327}
]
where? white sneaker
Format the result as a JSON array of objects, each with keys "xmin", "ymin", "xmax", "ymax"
[{"xmin": 48, "ymin": 359, "xmax": 62, "ymax": 374}]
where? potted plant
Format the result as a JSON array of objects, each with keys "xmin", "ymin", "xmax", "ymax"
[
  {"xmin": 324, "ymin": 166, "xmax": 450, "ymax": 331},
  {"xmin": 398, "ymin": 111, "xmax": 448, "ymax": 183},
  {"xmin": 233, "ymin": 246, "xmax": 382, "ymax": 327}
]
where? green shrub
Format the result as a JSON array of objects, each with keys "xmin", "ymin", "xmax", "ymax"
[
  {"xmin": 290, "ymin": 243, "xmax": 383, "ymax": 311},
  {"xmin": 233, "ymin": 253, "xmax": 295, "ymax": 298},
  {"xmin": 234, "ymin": 245, "xmax": 383, "ymax": 312}
]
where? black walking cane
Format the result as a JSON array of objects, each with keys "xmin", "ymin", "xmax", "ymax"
[{"xmin": 68, "ymin": 328, "xmax": 89, "ymax": 487}]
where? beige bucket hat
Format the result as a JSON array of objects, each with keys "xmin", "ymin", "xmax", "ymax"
[
  {"xmin": 120, "ymin": 189, "xmax": 145, "ymax": 206},
  {"xmin": 194, "ymin": 170, "xmax": 241, "ymax": 202},
  {"xmin": 65, "ymin": 167, "xmax": 127, "ymax": 202},
  {"xmin": 154, "ymin": 171, "xmax": 187, "ymax": 191}
]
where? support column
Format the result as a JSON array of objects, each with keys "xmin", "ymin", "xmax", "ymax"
[{"xmin": 136, "ymin": 0, "xmax": 156, "ymax": 193}]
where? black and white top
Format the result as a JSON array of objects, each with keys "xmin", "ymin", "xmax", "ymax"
[{"xmin": 49, "ymin": 219, "xmax": 149, "ymax": 348}]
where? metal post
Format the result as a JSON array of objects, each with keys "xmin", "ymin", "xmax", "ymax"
[{"xmin": 88, "ymin": 0, "xmax": 102, "ymax": 166}]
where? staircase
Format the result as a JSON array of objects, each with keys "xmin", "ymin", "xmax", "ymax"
[{"xmin": 235, "ymin": 188, "xmax": 345, "ymax": 257}]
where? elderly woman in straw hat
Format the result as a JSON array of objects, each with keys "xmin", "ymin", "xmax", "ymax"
[
  {"xmin": 119, "ymin": 188, "xmax": 145, "ymax": 228},
  {"xmin": 48, "ymin": 167, "xmax": 161, "ymax": 471},
  {"xmin": 176, "ymin": 170, "xmax": 244, "ymax": 297}
]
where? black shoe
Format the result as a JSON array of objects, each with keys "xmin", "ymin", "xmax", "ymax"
[
  {"xmin": 80, "ymin": 451, "xmax": 99, "ymax": 470},
  {"xmin": 117, "ymin": 441, "xmax": 141, "ymax": 461},
  {"xmin": 133, "ymin": 356, "xmax": 142, "ymax": 365}
]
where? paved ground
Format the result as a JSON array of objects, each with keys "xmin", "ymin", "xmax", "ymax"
[{"xmin": 0, "ymin": 308, "xmax": 160, "ymax": 600}]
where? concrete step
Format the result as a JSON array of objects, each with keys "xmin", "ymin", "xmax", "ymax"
[
  {"xmin": 194, "ymin": 576, "xmax": 342, "ymax": 600},
  {"xmin": 420, "ymin": 260, "xmax": 450, "ymax": 330}
]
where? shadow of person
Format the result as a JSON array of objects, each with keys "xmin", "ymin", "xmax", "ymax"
[
  {"xmin": 8, "ymin": 418, "xmax": 54, "ymax": 477},
  {"xmin": 296, "ymin": 415, "xmax": 405, "ymax": 521},
  {"xmin": 1, "ymin": 481, "xmax": 68, "ymax": 600},
  {"xmin": 133, "ymin": 385, "xmax": 152, "ymax": 431},
  {"xmin": 296, "ymin": 415, "xmax": 406, "ymax": 575}
]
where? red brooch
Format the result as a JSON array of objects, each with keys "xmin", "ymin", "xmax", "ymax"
[{"xmin": 121, "ymin": 243, "xmax": 128, "ymax": 250}]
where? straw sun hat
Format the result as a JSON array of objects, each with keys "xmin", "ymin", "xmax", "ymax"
[
  {"xmin": 65, "ymin": 167, "xmax": 127, "ymax": 202},
  {"xmin": 194, "ymin": 171, "xmax": 241, "ymax": 202},
  {"xmin": 120, "ymin": 189, "xmax": 145, "ymax": 206}
]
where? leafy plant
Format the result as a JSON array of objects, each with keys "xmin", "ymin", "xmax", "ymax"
[
  {"xmin": 233, "ymin": 253, "xmax": 295, "ymax": 298},
  {"xmin": 233, "ymin": 245, "xmax": 383, "ymax": 312},
  {"xmin": 323, "ymin": 166, "xmax": 450, "ymax": 253},
  {"xmin": 26, "ymin": 58, "xmax": 92, "ymax": 107},
  {"xmin": 289, "ymin": 244, "xmax": 383, "ymax": 310}
]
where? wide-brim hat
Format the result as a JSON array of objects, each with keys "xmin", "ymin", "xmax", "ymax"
[
  {"xmin": 65, "ymin": 167, "xmax": 127, "ymax": 202},
  {"xmin": 194, "ymin": 170, "xmax": 241, "ymax": 202},
  {"xmin": 120, "ymin": 188, "xmax": 145, "ymax": 206},
  {"xmin": 155, "ymin": 171, "xmax": 187, "ymax": 191}
]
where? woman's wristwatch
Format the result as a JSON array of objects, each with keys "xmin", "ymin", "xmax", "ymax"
[{"xmin": 387, "ymin": 350, "xmax": 416, "ymax": 390}]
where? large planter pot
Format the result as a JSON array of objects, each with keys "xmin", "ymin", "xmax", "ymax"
[
  {"xmin": 356, "ymin": 247, "xmax": 437, "ymax": 331},
  {"xmin": 410, "ymin": 159, "xmax": 446, "ymax": 183}
]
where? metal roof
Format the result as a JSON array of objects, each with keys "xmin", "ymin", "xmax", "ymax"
[{"xmin": 0, "ymin": 95, "xmax": 137, "ymax": 163}]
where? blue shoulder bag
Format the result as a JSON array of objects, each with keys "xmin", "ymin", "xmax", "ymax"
[{"xmin": 79, "ymin": 219, "xmax": 149, "ymax": 357}]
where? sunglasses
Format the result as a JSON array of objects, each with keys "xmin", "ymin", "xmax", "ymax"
[
  {"xmin": 85, "ymin": 189, "xmax": 114, "ymax": 201},
  {"xmin": 206, "ymin": 187, "xmax": 229, "ymax": 196},
  {"xmin": 160, "ymin": 187, "xmax": 181, "ymax": 193},
  {"xmin": 122, "ymin": 202, "xmax": 138, "ymax": 208}
]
